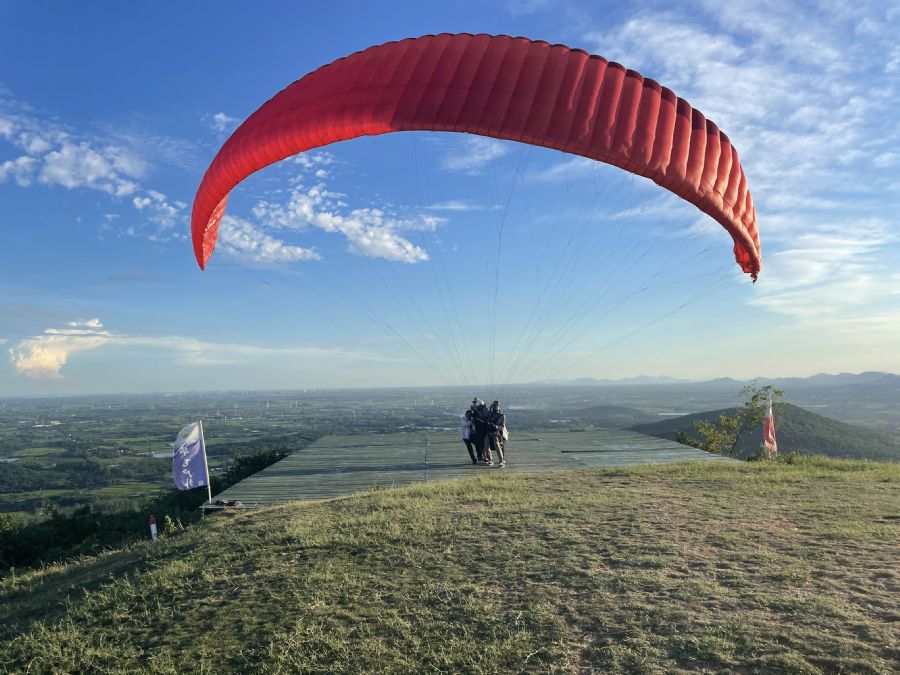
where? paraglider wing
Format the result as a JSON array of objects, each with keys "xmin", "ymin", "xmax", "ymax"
[{"xmin": 192, "ymin": 33, "xmax": 761, "ymax": 279}]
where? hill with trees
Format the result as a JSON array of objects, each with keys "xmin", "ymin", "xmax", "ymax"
[{"xmin": 631, "ymin": 402, "xmax": 900, "ymax": 460}]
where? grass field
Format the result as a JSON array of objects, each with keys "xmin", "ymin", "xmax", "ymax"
[
  {"xmin": 2, "ymin": 457, "xmax": 898, "ymax": 673},
  {"xmin": 14, "ymin": 447, "xmax": 66, "ymax": 458}
]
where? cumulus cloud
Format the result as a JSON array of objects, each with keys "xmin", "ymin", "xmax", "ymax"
[
  {"xmin": 205, "ymin": 112, "xmax": 239, "ymax": 133},
  {"xmin": 253, "ymin": 183, "xmax": 440, "ymax": 263},
  {"xmin": 0, "ymin": 102, "xmax": 145, "ymax": 197},
  {"xmin": 38, "ymin": 141, "xmax": 142, "ymax": 196},
  {"xmin": 10, "ymin": 320, "xmax": 112, "ymax": 379},
  {"xmin": 131, "ymin": 189, "xmax": 187, "ymax": 229},
  {"xmin": 0, "ymin": 155, "xmax": 37, "ymax": 187},
  {"xmin": 0, "ymin": 93, "xmax": 189, "ymax": 240},
  {"xmin": 0, "ymin": 115, "xmax": 14, "ymax": 139},
  {"xmin": 8, "ymin": 320, "xmax": 378, "ymax": 379},
  {"xmin": 218, "ymin": 216, "xmax": 321, "ymax": 265},
  {"xmin": 294, "ymin": 151, "xmax": 335, "ymax": 169},
  {"xmin": 292, "ymin": 151, "xmax": 337, "ymax": 179}
]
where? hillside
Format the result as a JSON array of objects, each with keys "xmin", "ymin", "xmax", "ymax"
[
  {"xmin": 2, "ymin": 459, "xmax": 899, "ymax": 673},
  {"xmin": 631, "ymin": 402, "xmax": 900, "ymax": 461}
]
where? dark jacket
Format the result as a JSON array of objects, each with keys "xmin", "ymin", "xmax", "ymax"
[
  {"xmin": 487, "ymin": 410, "xmax": 506, "ymax": 436},
  {"xmin": 471, "ymin": 406, "xmax": 489, "ymax": 437}
]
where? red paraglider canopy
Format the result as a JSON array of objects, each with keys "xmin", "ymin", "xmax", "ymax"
[{"xmin": 192, "ymin": 33, "xmax": 761, "ymax": 279}]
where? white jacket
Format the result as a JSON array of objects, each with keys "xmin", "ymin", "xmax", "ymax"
[{"xmin": 460, "ymin": 415, "xmax": 472, "ymax": 440}]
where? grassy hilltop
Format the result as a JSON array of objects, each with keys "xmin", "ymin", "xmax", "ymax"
[{"xmin": 2, "ymin": 458, "xmax": 899, "ymax": 673}]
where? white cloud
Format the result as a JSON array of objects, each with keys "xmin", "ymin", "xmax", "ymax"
[
  {"xmin": 294, "ymin": 151, "xmax": 335, "ymax": 169},
  {"xmin": 589, "ymin": 3, "xmax": 900, "ymax": 325},
  {"xmin": 0, "ymin": 115, "xmax": 14, "ymax": 139},
  {"xmin": 253, "ymin": 183, "xmax": 439, "ymax": 263},
  {"xmin": 8, "ymin": 320, "xmax": 378, "ymax": 379},
  {"xmin": 873, "ymin": 152, "xmax": 899, "ymax": 168},
  {"xmin": 440, "ymin": 136, "xmax": 509, "ymax": 174},
  {"xmin": 39, "ymin": 141, "xmax": 142, "ymax": 196},
  {"xmin": 206, "ymin": 112, "xmax": 238, "ymax": 133},
  {"xmin": 425, "ymin": 200, "xmax": 483, "ymax": 212},
  {"xmin": 749, "ymin": 218, "xmax": 896, "ymax": 318},
  {"xmin": 102, "ymin": 125, "xmax": 200, "ymax": 173},
  {"xmin": 1, "ymin": 93, "xmax": 189, "ymax": 238},
  {"xmin": 886, "ymin": 45, "xmax": 900, "ymax": 73},
  {"xmin": 218, "ymin": 215, "xmax": 321, "ymax": 265},
  {"xmin": 525, "ymin": 156, "xmax": 595, "ymax": 183},
  {"xmin": 0, "ymin": 155, "xmax": 37, "ymax": 187},
  {"xmin": 68, "ymin": 319, "xmax": 103, "ymax": 329},
  {"xmin": 292, "ymin": 151, "xmax": 336, "ymax": 179},
  {"xmin": 18, "ymin": 132, "xmax": 51, "ymax": 154},
  {"xmin": 10, "ymin": 321, "xmax": 112, "ymax": 379},
  {"xmin": 131, "ymin": 189, "xmax": 186, "ymax": 230}
]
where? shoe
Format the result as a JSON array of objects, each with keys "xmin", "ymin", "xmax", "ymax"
[{"xmin": 499, "ymin": 461, "xmax": 506, "ymax": 468}]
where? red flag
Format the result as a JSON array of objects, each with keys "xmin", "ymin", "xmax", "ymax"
[{"xmin": 763, "ymin": 400, "xmax": 778, "ymax": 453}]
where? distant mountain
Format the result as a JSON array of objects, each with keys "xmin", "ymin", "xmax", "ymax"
[
  {"xmin": 537, "ymin": 375, "xmax": 691, "ymax": 386},
  {"xmin": 535, "ymin": 371, "xmax": 900, "ymax": 391},
  {"xmin": 630, "ymin": 403, "xmax": 900, "ymax": 461},
  {"xmin": 766, "ymin": 372, "xmax": 899, "ymax": 389}
]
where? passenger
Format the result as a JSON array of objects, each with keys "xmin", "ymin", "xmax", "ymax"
[
  {"xmin": 471, "ymin": 399, "xmax": 491, "ymax": 465},
  {"xmin": 486, "ymin": 400, "xmax": 507, "ymax": 468},
  {"xmin": 461, "ymin": 407, "xmax": 478, "ymax": 464}
]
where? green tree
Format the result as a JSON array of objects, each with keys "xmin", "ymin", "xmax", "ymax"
[{"xmin": 691, "ymin": 382, "xmax": 783, "ymax": 457}]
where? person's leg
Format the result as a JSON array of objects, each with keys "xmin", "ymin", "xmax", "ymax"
[
  {"xmin": 482, "ymin": 434, "xmax": 493, "ymax": 464},
  {"xmin": 464, "ymin": 439, "xmax": 477, "ymax": 463},
  {"xmin": 491, "ymin": 435, "xmax": 504, "ymax": 466}
]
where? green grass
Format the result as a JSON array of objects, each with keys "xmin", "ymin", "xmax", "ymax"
[
  {"xmin": 1, "ymin": 482, "xmax": 167, "ymax": 505},
  {"xmin": 14, "ymin": 447, "xmax": 65, "ymax": 458},
  {"xmin": 1, "ymin": 488, "xmax": 75, "ymax": 503},
  {"xmin": 88, "ymin": 481, "xmax": 168, "ymax": 497},
  {"xmin": 2, "ymin": 456, "xmax": 898, "ymax": 673}
]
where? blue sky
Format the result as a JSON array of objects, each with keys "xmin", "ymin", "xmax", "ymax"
[{"xmin": 1, "ymin": 0, "xmax": 899, "ymax": 395}]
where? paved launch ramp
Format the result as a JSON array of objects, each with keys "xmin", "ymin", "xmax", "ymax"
[{"xmin": 211, "ymin": 429, "xmax": 732, "ymax": 506}]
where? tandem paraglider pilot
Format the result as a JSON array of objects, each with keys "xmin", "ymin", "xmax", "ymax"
[{"xmin": 461, "ymin": 398, "xmax": 508, "ymax": 467}]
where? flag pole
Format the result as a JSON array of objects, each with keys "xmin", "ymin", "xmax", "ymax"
[{"xmin": 199, "ymin": 419, "xmax": 212, "ymax": 505}]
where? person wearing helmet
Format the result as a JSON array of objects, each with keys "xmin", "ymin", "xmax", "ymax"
[
  {"xmin": 471, "ymin": 398, "xmax": 491, "ymax": 465},
  {"xmin": 486, "ymin": 400, "xmax": 507, "ymax": 468}
]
